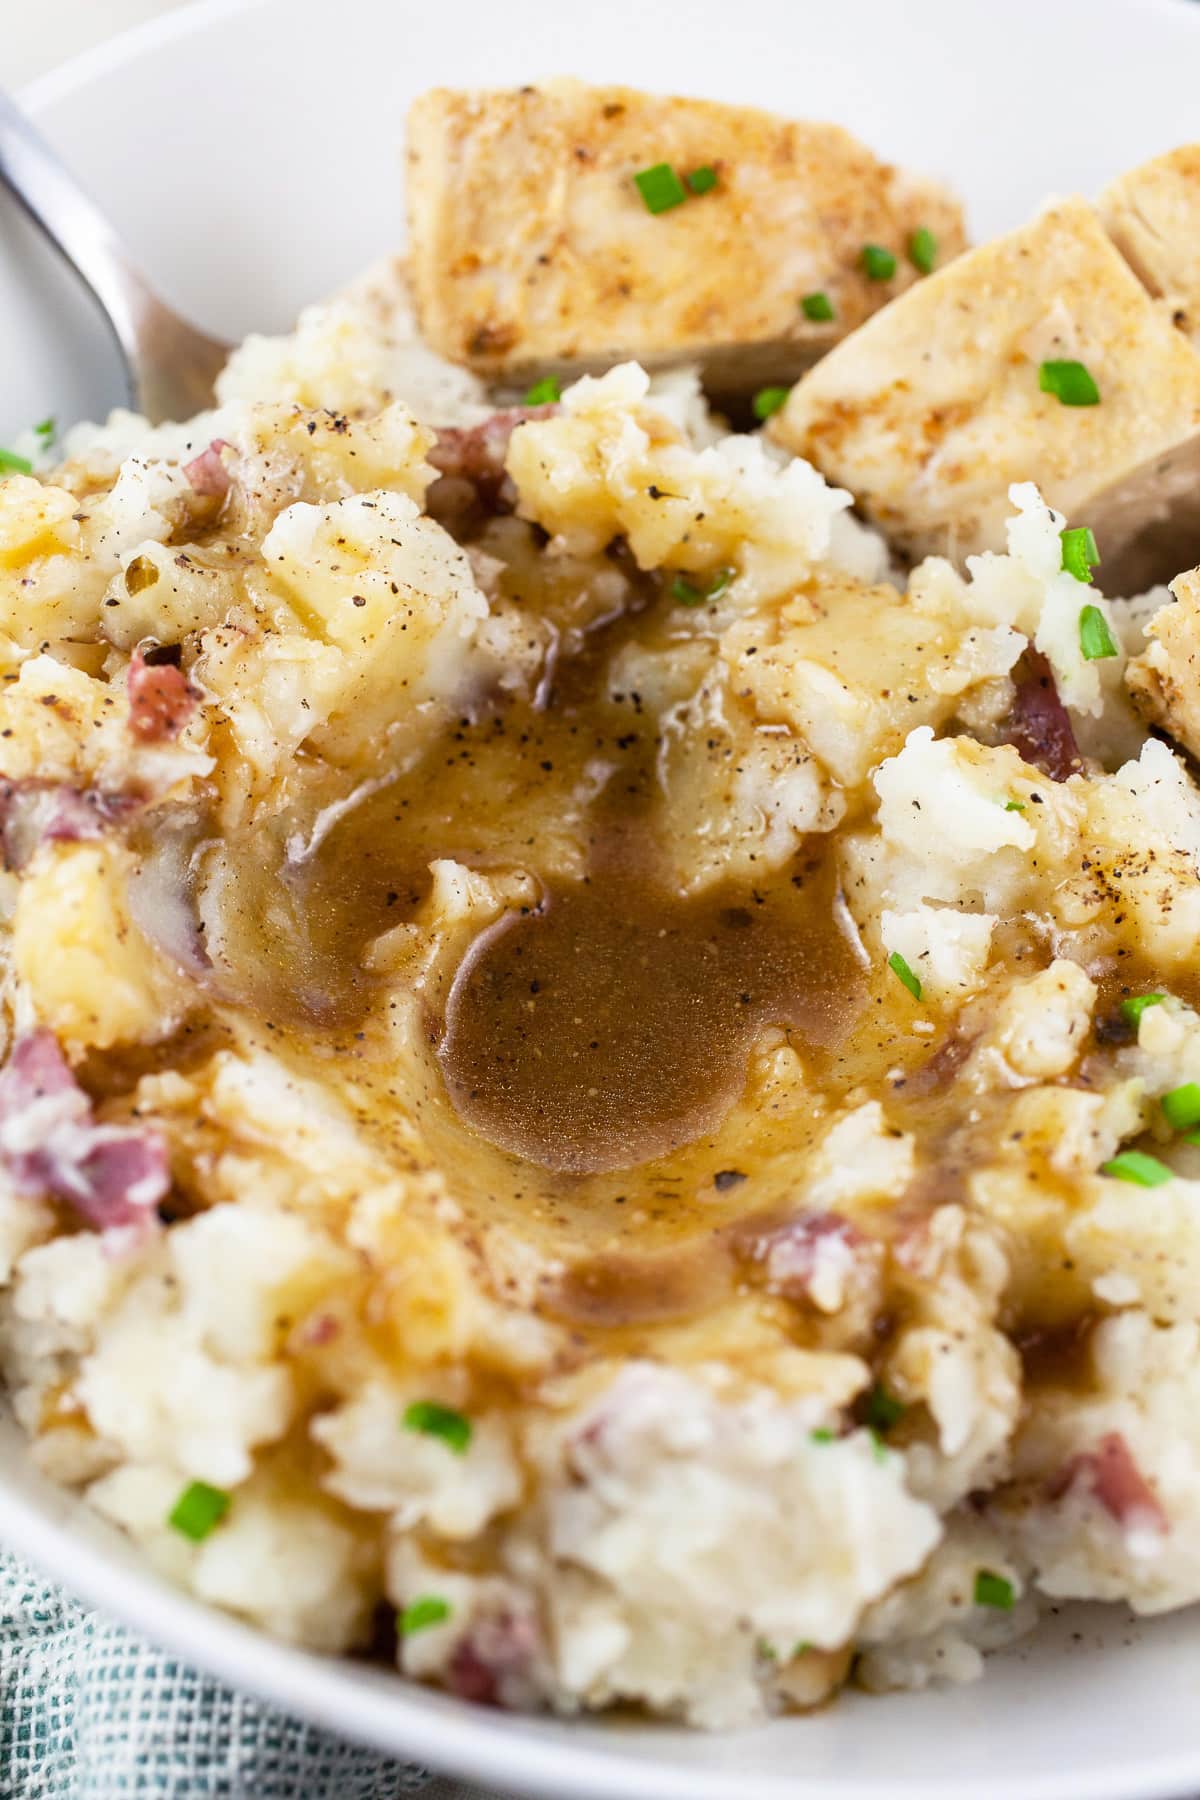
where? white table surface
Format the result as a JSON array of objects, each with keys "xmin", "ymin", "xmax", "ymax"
[{"xmin": 8, "ymin": 5, "xmax": 510, "ymax": 1795}]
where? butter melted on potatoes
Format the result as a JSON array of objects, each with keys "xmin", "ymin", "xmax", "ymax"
[{"xmin": 5, "ymin": 262, "xmax": 1200, "ymax": 1729}]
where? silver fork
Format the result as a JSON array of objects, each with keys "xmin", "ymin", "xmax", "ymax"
[{"xmin": 0, "ymin": 87, "xmax": 230, "ymax": 425}]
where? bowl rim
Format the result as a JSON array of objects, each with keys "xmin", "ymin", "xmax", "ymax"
[
  {"xmin": 10, "ymin": 1443, "xmax": 1200, "ymax": 1800},
  {"xmin": 10, "ymin": 1, "xmax": 1200, "ymax": 1795},
  {"xmin": 17, "ymin": 0, "xmax": 270, "ymax": 112}
]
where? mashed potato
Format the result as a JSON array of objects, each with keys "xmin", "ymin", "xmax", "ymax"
[{"xmin": 4, "ymin": 214, "xmax": 1200, "ymax": 1735}]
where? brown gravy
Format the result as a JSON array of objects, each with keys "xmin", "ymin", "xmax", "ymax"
[
  {"xmin": 207, "ymin": 527, "xmax": 870, "ymax": 1188},
  {"xmin": 437, "ymin": 862, "xmax": 864, "ymax": 1173},
  {"xmin": 547, "ymin": 1238, "xmax": 736, "ymax": 1326}
]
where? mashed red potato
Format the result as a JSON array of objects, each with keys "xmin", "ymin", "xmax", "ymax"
[{"xmin": 4, "ymin": 249, "xmax": 1200, "ymax": 1730}]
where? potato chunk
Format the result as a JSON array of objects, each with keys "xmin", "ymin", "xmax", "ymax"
[
  {"xmin": 775, "ymin": 199, "xmax": 1200, "ymax": 587},
  {"xmin": 197, "ymin": 488, "xmax": 488, "ymax": 776},
  {"xmin": 721, "ymin": 573, "xmax": 1021, "ymax": 787},
  {"xmin": 13, "ymin": 842, "xmax": 187, "ymax": 1051},
  {"xmin": 406, "ymin": 80, "xmax": 964, "ymax": 397}
]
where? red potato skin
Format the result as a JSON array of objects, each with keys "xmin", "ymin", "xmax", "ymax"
[{"xmin": 127, "ymin": 648, "xmax": 198, "ymax": 743}]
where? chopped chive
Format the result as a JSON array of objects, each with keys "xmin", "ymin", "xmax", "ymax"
[
  {"xmin": 810, "ymin": 1427, "xmax": 836, "ymax": 1444},
  {"xmin": 1060, "ymin": 525, "xmax": 1100, "ymax": 583},
  {"xmin": 523, "ymin": 375, "xmax": 561, "ymax": 406},
  {"xmin": 888, "ymin": 950, "xmax": 922, "ymax": 1000},
  {"xmin": 0, "ymin": 449, "xmax": 33, "ymax": 476},
  {"xmin": 800, "ymin": 290, "xmax": 835, "ymax": 323},
  {"xmin": 1004, "ymin": 799, "xmax": 1026, "ymax": 812},
  {"xmin": 670, "ymin": 567, "xmax": 734, "ymax": 605},
  {"xmin": 33, "ymin": 417, "xmax": 55, "ymax": 443},
  {"xmin": 868, "ymin": 1428, "xmax": 889, "ymax": 1465},
  {"xmin": 863, "ymin": 1382, "xmax": 905, "ymax": 1433},
  {"xmin": 861, "ymin": 244, "xmax": 897, "ymax": 281},
  {"xmin": 793, "ymin": 1640, "xmax": 813, "ymax": 1657},
  {"xmin": 1100, "ymin": 1149, "xmax": 1172, "ymax": 1188},
  {"xmin": 757, "ymin": 1637, "xmax": 778, "ymax": 1659},
  {"xmin": 752, "ymin": 385, "xmax": 790, "ymax": 421},
  {"xmin": 634, "ymin": 162, "xmax": 687, "ymax": 214},
  {"xmin": 1079, "ymin": 604, "xmax": 1118, "ymax": 661},
  {"xmin": 974, "ymin": 1569, "xmax": 1015, "ymax": 1611},
  {"xmin": 168, "ymin": 1480, "xmax": 231, "ymax": 1542},
  {"xmin": 908, "ymin": 227, "xmax": 937, "ymax": 275},
  {"xmin": 1121, "ymin": 993, "xmax": 1165, "ymax": 1027},
  {"xmin": 403, "ymin": 1399, "xmax": 472, "ymax": 1455},
  {"xmin": 1161, "ymin": 1083, "xmax": 1200, "ymax": 1132},
  {"xmin": 400, "ymin": 1594, "xmax": 452, "ymax": 1636},
  {"xmin": 1039, "ymin": 359, "xmax": 1100, "ymax": 406},
  {"xmin": 1183, "ymin": 1128, "xmax": 1200, "ymax": 1147},
  {"xmin": 686, "ymin": 165, "xmax": 717, "ymax": 196}
]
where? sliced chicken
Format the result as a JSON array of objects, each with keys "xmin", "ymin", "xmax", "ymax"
[
  {"xmin": 773, "ymin": 197, "xmax": 1200, "ymax": 589},
  {"xmin": 1099, "ymin": 145, "xmax": 1200, "ymax": 338},
  {"xmin": 1126, "ymin": 567, "xmax": 1200, "ymax": 755},
  {"xmin": 405, "ymin": 80, "xmax": 965, "ymax": 400}
]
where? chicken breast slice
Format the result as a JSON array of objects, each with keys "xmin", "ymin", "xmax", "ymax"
[
  {"xmin": 773, "ymin": 197, "xmax": 1200, "ymax": 590},
  {"xmin": 405, "ymin": 80, "xmax": 965, "ymax": 400},
  {"xmin": 1099, "ymin": 145, "xmax": 1200, "ymax": 339},
  {"xmin": 1126, "ymin": 567, "xmax": 1200, "ymax": 757}
]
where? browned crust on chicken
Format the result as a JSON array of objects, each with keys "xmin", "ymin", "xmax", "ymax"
[
  {"xmin": 405, "ymin": 80, "xmax": 965, "ymax": 394},
  {"xmin": 773, "ymin": 198, "xmax": 1200, "ymax": 573}
]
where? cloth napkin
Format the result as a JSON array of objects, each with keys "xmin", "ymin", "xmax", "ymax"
[{"xmin": 0, "ymin": 1546, "xmax": 503, "ymax": 1800}]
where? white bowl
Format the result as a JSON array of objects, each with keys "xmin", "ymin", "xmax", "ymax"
[{"xmin": 5, "ymin": 1, "xmax": 1200, "ymax": 1793}]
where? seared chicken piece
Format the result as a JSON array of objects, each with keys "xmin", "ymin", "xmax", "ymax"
[
  {"xmin": 405, "ymin": 80, "xmax": 965, "ymax": 398},
  {"xmin": 1126, "ymin": 567, "xmax": 1200, "ymax": 754},
  {"xmin": 1099, "ymin": 145, "xmax": 1200, "ymax": 338},
  {"xmin": 774, "ymin": 199, "xmax": 1200, "ymax": 588}
]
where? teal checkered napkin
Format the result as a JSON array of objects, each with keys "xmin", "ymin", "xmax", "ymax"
[{"xmin": 0, "ymin": 1545, "xmax": 434, "ymax": 1799}]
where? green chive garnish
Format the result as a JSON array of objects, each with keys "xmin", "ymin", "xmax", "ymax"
[
  {"xmin": 908, "ymin": 227, "xmax": 937, "ymax": 275},
  {"xmin": 974, "ymin": 1570, "xmax": 1015, "ymax": 1611},
  {"xmin": 523, "ymin": 375, "xmax": 561, "ymax": 406},
  {"xmin": 1101, "ymin": 1149, "xmax": 1172, "ymax": 1188},
  {"xmin": 1004, "ymin": 799, "xmax": 1025, "ymax": 812},
  {"xmin": 0, "ymin": 449, "xmax": 33, "ymax": 477},
  {"xmin": 888, "ymin": 950, "xmax": 922, "ymax": 1000},
  {"xmin": 1162, "ymin": 1083, "xmax": 1200, "ymax": 1132},
  {"xmin": 1079, "ymin": 604, "xmax": 1118, "ymax": 661},
  {"xmin": 634, "ymin": 163, "xmax": 687, "ymax": 214},
  {"xmin": 752, "ymin": 386, "xmax": 790, "ymax": 421},
  {"xmin": 810, "ymin": 1427, "xmax": 836, "ymax": 1444},
  {"xmin": 168, "ymin": 1480, "xmax": 231, "ymax": 1542},
  {"xmin": 800, "ymin": 291, "xmax": 835, "ymax": 323},
  {"xmin": 403, "ymin": 1400, "xmax": 472, "ymax": 1455},
  {"xmin": 868, "ymin": 1428, "xmax": 889, "ymax": 1465},
  {"xmin": 686, "ymin": 165, "xmax": 717, "ymax": 196},
  {"xmin": 861, "ymin": 244, "xmax": 897, "ymax": 281},
  {"xmin": 670, "ymin": 567, "xmax": 734, "ymax": 605},
  {"xmin": 1121, "ymin": 993, "xmax": 1165, "ymax": 1027},
  {"xmin": 793, "ymin": 1640, "xmax": 813, "ymax": 1657},
  {"xmin": 400, "ymin": 1594, "xmax": 452, "ymax": 1636},
  {"xmin": 1060, "ymin": 525, "xmax": 1100, "ymax": 583},
  {"xmin": 408, "ymin": 1396, "xmax": 474, "ymax": 1454},
  {"xmin": 33, "ymin": 417, "xmax": 55, "ymax": 443},
  {"xmin": 1039, "ymin": 359, "xmax": 1100, "ymax": 406},
  {"xmin": 863, "ymin": 1382, "xmax": 905, "ymax": 1433}
]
